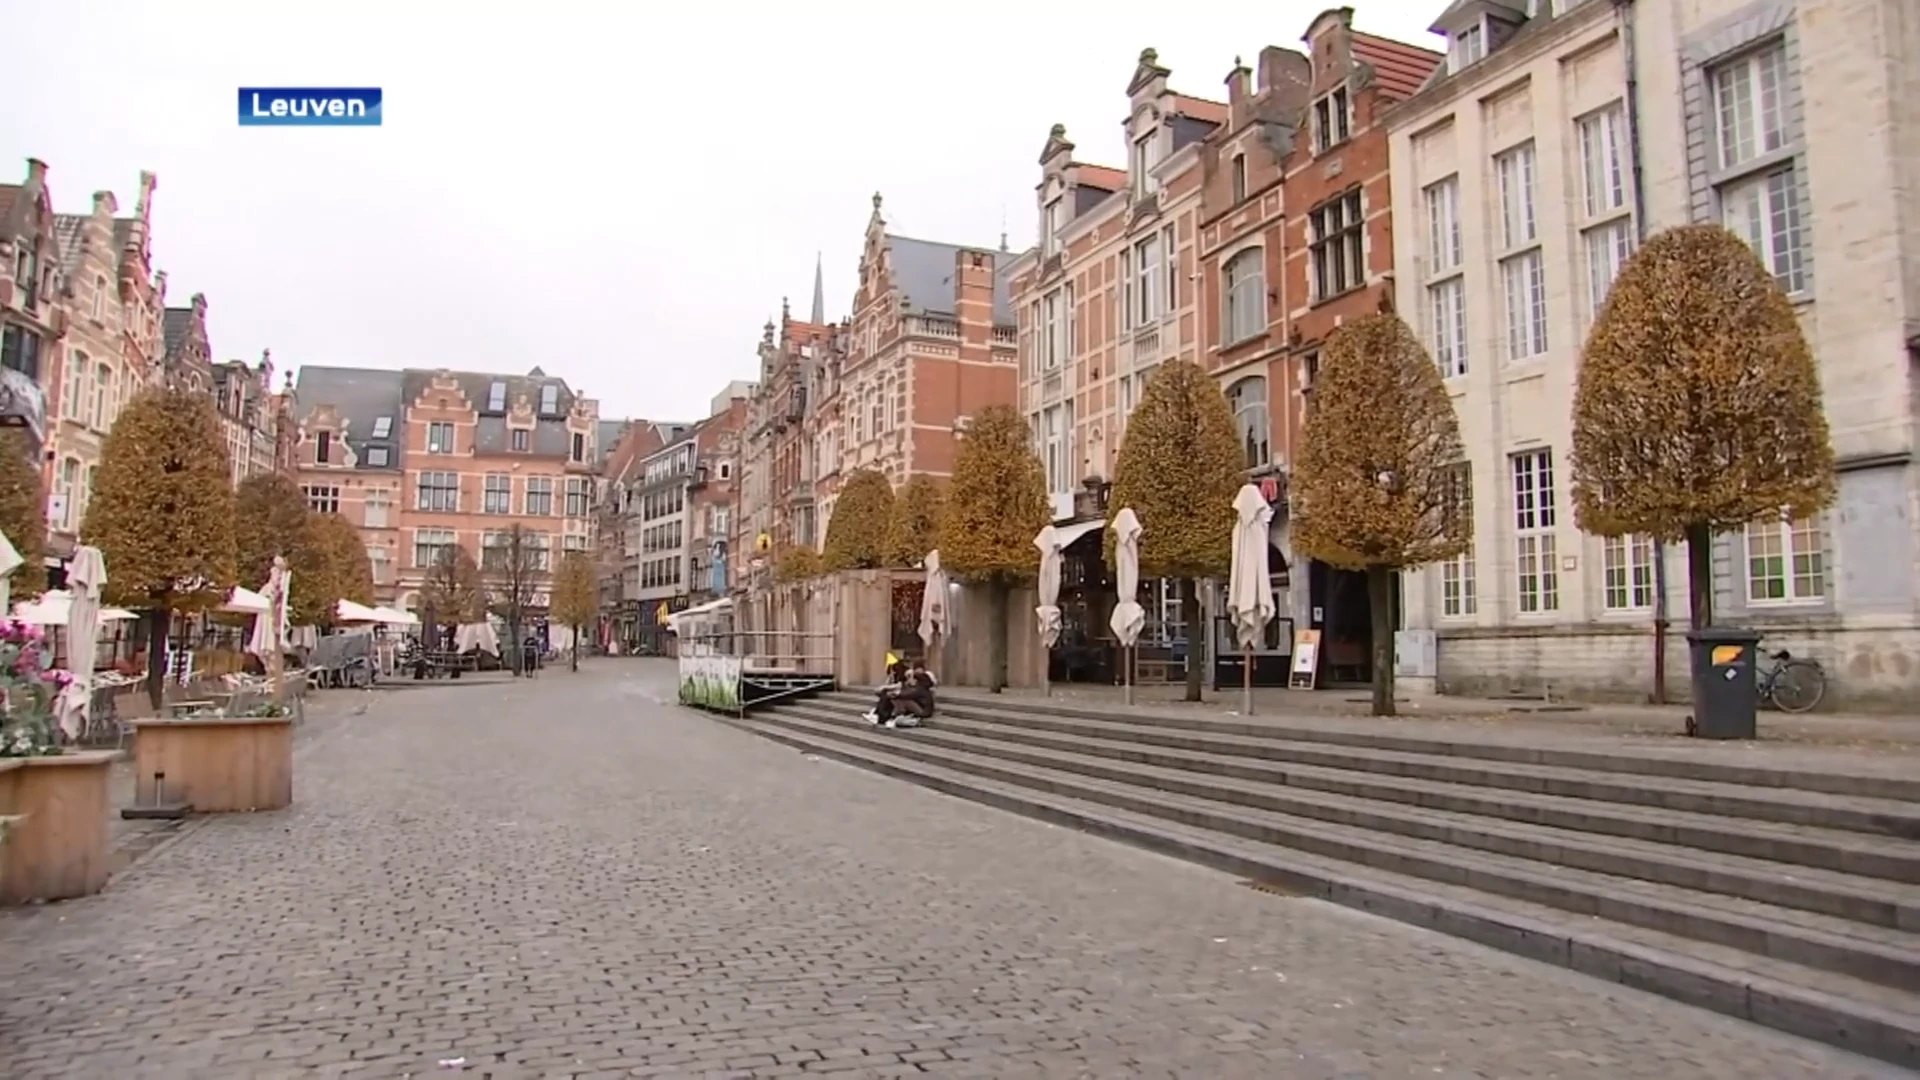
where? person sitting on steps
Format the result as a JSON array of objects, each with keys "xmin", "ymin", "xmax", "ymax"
[
  {"xmin": 867, "ymin": 659, "xmax": 937, "ymax": 729},
  {"xmin": 865, "ymin": 662, "xmax": 908, "ymax": 726}
]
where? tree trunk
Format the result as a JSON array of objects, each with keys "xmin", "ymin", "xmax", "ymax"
[
  {"xmin": 508, "ymin": 617, "xmax": 522, "ymax": 675},
  {"xmin": 144, "ymin": 606, "xmax": 170, "ymax": 710},
  {"xmin": 1180, "ymin": 578, "xmax": 1204, "ymax": 703},
  {"xmin": 1684, "ymin": 522, "xmax": 1714, "ymax": 630},
  {"xmin": 1366, "ymin": 564, "xmax": 1396, "ymax": 717},
  {"xmin": 571, "ymin": 624, "xmax": 579, "ymax": 672},
  {"xmin": 987, "ymin": 578, "xmax": 1009, "ymax": 693}
]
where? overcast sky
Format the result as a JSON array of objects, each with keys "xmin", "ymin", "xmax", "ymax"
[{"xmin": 2, "ymin": 2, "xmax": 1441, "ymax": 423}]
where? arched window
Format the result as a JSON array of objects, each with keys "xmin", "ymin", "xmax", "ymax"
[
  {"xmin": 1225, "ymin": 376, "xmax": 1270, "ymax": 471},
  {"xmin": 1223, "ymin": 248, "xmax": 1266, "ymax": 345}
]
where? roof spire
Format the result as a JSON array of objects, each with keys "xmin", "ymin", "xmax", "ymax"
[{"xmin": 810, "ymin": 252, "xmax": 826, "ymax": 324}]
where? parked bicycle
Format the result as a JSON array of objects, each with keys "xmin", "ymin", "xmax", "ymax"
[{"xmin": 1757, "ymin": 646, "xmax": 1826, "ymax": 713}]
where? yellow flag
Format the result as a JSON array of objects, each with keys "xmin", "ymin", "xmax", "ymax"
[{"xmin": 885, "ymin": 651, "xmax": 900, "ymax": 668}]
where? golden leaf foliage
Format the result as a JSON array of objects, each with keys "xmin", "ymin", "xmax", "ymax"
[
  {"xmin": 83, "ymin": 388, "xmax": 237, "ymax": 612},
  {"xmin": 421, "ymin": 543, "xmax": 484, "ymax": 626},
  {"xmin": 310, "ymin": 511, "xmax": 375, "ymax": 610},
  {"xmin": 822, "ymin": 468, "xmax": 894, "ymax": 571},
  {"xmin": 233, "ymin": 473, "xmax": 333, "ymax": 625},
  {"xmin": 943, "ymin": 405, "xmax": 1049, "ymax": 584},
  {"xmin": 0, "ymin": 430, "xmax": 47, "ymax": 598},
  {"xmin": 1293, "ymin": 313, "xmax": 1469, "ymax": 571},
  {"xmin": 1571, "ymin": 225, "xmax": 1836, "ymax": 540},
  {"xmin": 774, "ymin": 545, "xmax": 824, "ymax": 584},
  {"xmin": 885, "ymin": 475, "xmax": 947, "ymax": 568},
  {"xmin": 1108, "ymin": 360, "xmax": 1244, "ymax": 579},
  {"xmin": 550, "ymin": 550, "xmax": 598, "ymax": 628}
]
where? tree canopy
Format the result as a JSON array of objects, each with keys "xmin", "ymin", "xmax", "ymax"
[
  {"xmin": 774, "ymin": 545, "xmax": 824, "ymax": 584},
  {"xmin": 82, "ymin": 387, "xmax": 237, "ymax": 613},
  {"xmin": 885, "ymin": 475, "xmax": 947, "ymax": 568},
  {"xmin": 1571, "ymin": 224, "xmax": 1836, "ymax": 541},
  {"xmin": 1107, "ymin": 359, "xmax": 1243, "ymax": 580},
  {"xmin": 421, "ymin": 542, "xmax": 483, "ymax": 627},
  {"xmin": 822, "ymin": 468, "xmax": 894, "ymax": 571},
  {"xmin": 942, "ymin": 405, "xmax": 1049, "ymax": 584},
  {"xmin": 1292, "ymin": 312, "xmax": 1469, "ymax": 572},
  {"xmin": 550, "ymin": 550, "xmax": 598, "ymax": 629},
  {"xmin": 233, "ymin": 473, "xmax": 332, "ymax": 625},
  {"xmin": 0, "ymin": 430, "xmax": 47, "ymax": 598},
  {"xmin": 310, "ymin": 511, "xmax": 375, "ymax": 612}
]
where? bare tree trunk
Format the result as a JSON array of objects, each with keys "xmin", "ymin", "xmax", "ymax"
[
  {"xmin": 145, "ymin": 606, "xmax": 169, "ymax": 710},
  {"xmin": 1684, "ymin": 522, "xmax": 1714, "ymax": 630},
  {"xmin": 1366, "ymin": 564, "xmax": 1396, "ymax": 717},
  {"xmin": 1179, "ymin": 578, "xmax": 1203, "ymax": 703},
  {"xmin": 571, "ymin": 624, "xmax": 579, "ymax": 672},
  {"xmin": 987, "ymin": 579, "xmax": 1009, "ymax": 693}
]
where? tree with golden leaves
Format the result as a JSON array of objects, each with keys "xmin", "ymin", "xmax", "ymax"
[
  {"xmin": 420, "ymin": 542, "xmax": 483, "ymax": 637},
  {"xmin": 822, "ymin": 468, "xmax": 894, "ymax": 572},
  {"xmin": 82, "ymin": 388, "xmax": 237, "ymax": 707},
  {"xmin": 1293, "ymin": 313, "xmax": 1468, "ymax": 716},
  {"xmin": 943, "ymin": 405, "xmax": 1049, "ymax": 692},
  {"xmin": 233, "ymin": 473, "xmax": 334, "ymax": 626},
  {"xmin": 1109, "ymin": 360, "xmax": 1245, "ymax": 701},
  {"xmin": 885, "ymin": 475, "xmax": 947, "ymax": 568},
  {"xmin": 774, "ymin": 545, "xmax": 824, "ymax": 584},
  {"xmin": 307, "ymin": 512, "xmax": 375, "ymax": 623},
  {"xmin": 1572, "ymin": 225, "xmax": 1835, "ymax": 630},
  {"xmin": 0, "ymin": 430, "xmax": 47, "ymax": 599},
  {"xmin": 550, "ymin": 549, "xmax": 598, "ymax": 672}
]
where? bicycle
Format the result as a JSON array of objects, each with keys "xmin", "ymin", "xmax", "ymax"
[{"xmin": 1757, "ymin": 647, "xmax": 1826, "ymax": 713}]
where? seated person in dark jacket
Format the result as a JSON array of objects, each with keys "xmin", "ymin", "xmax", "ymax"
[
  {"xmin": 865, "ymin": 662, "xmax": 909, "ymax": 725},
  {"xmin": 892, "ymin": 660, "xmax": 937, "ymax": 722}
]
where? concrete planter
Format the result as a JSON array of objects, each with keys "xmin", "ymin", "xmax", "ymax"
[
  {"xmin": 0, "ymin": 751, "xmax": 118, "ymax": 904},
  {"xmin": 130, "ymin": 715, "xmax": 294, "ymax": 813}
]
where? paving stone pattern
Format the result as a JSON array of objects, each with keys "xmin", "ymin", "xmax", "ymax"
[{"xmin": 0, "ymin": 662, "xmax": 1906, "ymax": 1079}]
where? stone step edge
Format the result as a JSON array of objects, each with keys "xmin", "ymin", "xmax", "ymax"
[
  {"xmin": 910, "ymin": 705, "xmax": 1920, "ymax": 878},
  {"xmin": 778, "ymin": 703, "xmax": 1918, "ymax": 932},
  {"xmin": 825, "ymin": 691, "xmax": 1920, "ymax": 804},
  {"xmin": 765, "ymin": 708, "xmax": 1920, "ymax": 992},
  {"xmin": 840, "ymin": 694, "xmax": 1920, "ymax": 837},
  {"xmin": 717, "ymin": 713, "xmax": 1920, "ymax": 1070}
]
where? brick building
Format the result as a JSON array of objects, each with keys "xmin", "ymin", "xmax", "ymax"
[
  {"xmin": 212, "ymin": 352, "xmax": 280, "ymax": 486},
  {"xmin": 288, "ymin": 366, "xmax": 407, "ymax": 600}
]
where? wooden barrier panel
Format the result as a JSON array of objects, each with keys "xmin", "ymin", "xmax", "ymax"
[
  {"xmin": 0, "ymin": 751, "xmax": 118, "ymax": 905},
  {"xmin": 130, "ymin": 716, "xmax": 294, "ymax": 813}
]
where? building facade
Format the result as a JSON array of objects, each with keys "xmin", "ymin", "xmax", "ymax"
[
  {"xmin": 290, "ymin": 366, "xmax": 407, "ymax": 600},
  {"xmin": 212, "ymin": 353, "xmax": 280, "ymax": 486},
  {"xmin": 1390, "ymin": 0, "xmax": 1920, "ymax": 707}
]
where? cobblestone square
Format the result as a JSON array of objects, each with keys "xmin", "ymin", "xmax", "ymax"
[{"xmin": 0, "ymin": 662, "xmax": 1904, "ymax": 1079}]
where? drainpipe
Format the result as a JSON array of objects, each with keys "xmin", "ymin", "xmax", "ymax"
[{"xmin": 1613, "ymin": 0, "xmax": 1669, "ymax": 703}]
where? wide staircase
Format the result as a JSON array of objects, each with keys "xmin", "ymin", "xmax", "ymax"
[{"xmin": 728, "ymin": 688, "xmax": 1920, "ymax": 1068}]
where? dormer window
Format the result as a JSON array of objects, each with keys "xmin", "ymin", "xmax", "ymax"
[
  {"xmin": 1230, "ymin": 153, "xmax": 1248, "ymax": 204},
  {"xmin": 1448, "ymin": 21, "xmax": 1487, "ymax": 73},
  {"xmin": 487, "ymin": 381, "xmax": 506, "ymax": 411},
  {"xmin": 1314, "ymin": 89, "xmax": 1352, "ymax": 153},
  {"xmin": 371, "ymin": 416, "xmax": 392, "ymax": 438},
  {"xmin": 1131, "ymin": 131, "xmax": 1159, "ymax": 198},
  {"xmin": 539, "ymin": 384, "xmax": 559, "ymax": 414},
  {"xmin": 316, "ymin": 430, "xmax": 332, "ymax": 464},
  {"xmin": 1041, "ymin": 196, "xmax": 1063, "ymax": 258}
]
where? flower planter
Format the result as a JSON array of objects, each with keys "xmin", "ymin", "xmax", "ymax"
[
  {"xmin": 0, "ymin": 751, "xmax": 118, "ymax": 905},
  {"xmin": 129, "ymin": 714, "xmax": 294, "ymax": 813}
]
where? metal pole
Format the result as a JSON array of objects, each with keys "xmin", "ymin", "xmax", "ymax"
[
  {"xmin": 1242, "ymin": 647, "xmax": 1253, "ymax": 715},
  {"xmin": 1124, "ymin": 645, "xmax": 1134, "ymax": 706}
]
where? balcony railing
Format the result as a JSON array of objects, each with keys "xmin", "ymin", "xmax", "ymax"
[
  {"xmin": 909, "ymin": 317, "xmax": 961, "ymax": 340},
  {"xmin": 991, "ymin": 326, "xmax": 1017, "ymax": 346},
  {"xmin": 1131, "ymin": 327, "xmax": 1160, "ymax": 368}
]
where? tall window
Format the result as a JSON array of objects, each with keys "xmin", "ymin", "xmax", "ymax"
[
  {"xmin": 1511, "ymin": 450, "xmax": 1558, "ymax": 614},
  {"xmin": 66, "ymin": 351, "xmax": 89, "ymax": 420},
  {"xmin": 1041, "ymin": 290, "xmax": 1063, "ymax": 370},
  {"xmin": 1448, "ymin": 22, "xmax": 1486, "ymax": 73},
  {"xmin": 1602, "ymin": 534, "xmax": 1655, "ymax": 610},
  {"xmin": 1585, "ymin": 220, "xmax": 1634, "ymax": 321},
  {"xmin": 1577, "ymin": 104, "xmax": 1628, "ymax": 218},
  {"xmin": 414, "ymin": 528, "xmax": 454, "ymax": 568},
  {"xmin": 566, "ymin": 477, "xmax": 592, "ymax": 517},
  {"xmin": 1440, "ymin": 464, "xmax": 1475, "ymax": 618},
  {"xmin": 1134, "ymin": 233, "xmax": 1161, "ymax": 324},
  {"xmin": 1425, "ymin": 177, "xmax": 1462, "ymax": 272},
  {"xmin": 1041, "ymin": 197, "xmax": 1062, "ymax": 258},
  {"xmin": 525, "ymin": 476, "xmax": 554, "ymax": 516},
  {"xmin": 316, "ymin": 430, "xmax": 332, "ymax": 464},
  {"xmin": 364, "ymin": 492, "xmax": 390, "ymax": 528},
  {"xmin": 487, "ymin": 381, "xmax": 506, "ymax": 411},
  {"xmin": 1313, "ymin": 88, "xmax": 1351, "ymax": 153},
  {"xmin": 484, "ymin": 474, "xmax": 511, "ymax": 514},
  {"xmin": 1131, "ymin": 133, "xmax": 1157, "ymax": 197},
  {"xmin": 93, "ymin": 362, "xmax": 112, "ymax": 430},
  {"xmin": 1745, "ymin": 515, "xmax": 1825, "ymax": 603},
  {"xmin": 539, "ymin": 384, "xmax": 559, "ymax": 414},
  {"xmin": 302, "ymin": 485, "xmax": 341, "ymax": 514},
  {"xmin": 1229, "ymin": 153, "xmax": 1247, "ymax": 204},
  {"xmin": 1429, "ymin": 278, "xmax": 1468, "ymax": 378},
  {"xmin": 1118, "ymin": 249, "xmax": 1133, "ymax": 331},
  {"xmin": 1495, "ymin": 143, "xmax": 1538, "ymax": 250},
  {"xmin": 511, "ymin": 427, "xmax": 530, "ymax": 452},
  {"xmin": 91, "ymin": 274, "xmax": 106, "ymax": 319},
  {"xmin": 417, "ymin": 470, "xmax": 459, "ymax": 512},
  {"xmin": 1711, "ymin": 42, "xmax": 1805, "ymax": 294},
  {"xmin": 427, "ymin": 421, "xmax": 454, "ymax": 454},
  {"xmin": 1223, "ymin": 248, "xmax": 1265, "ymax": 345},
  {"xmin": 1162, "ymin": 225, "xmax": 1177, "ymax": 310},
  {"xmin": 1723, "ymin": 169, "xmax": 1806, "ymax": 294},
  {"xmin": 1309, "ymin": 190, "xmax": 1365, "ymax": 299},
  {"xmin": 1041, "ymin": 405, "xmax": 1068, "ymax": 495},
  {"xmin": 1498, "ymin": 150, "xmax": 1548, "ymax": 364},
  {"xmin": 1224, "ymin": 376, "xmax": 1269, "ymax": 471},
  {"xmin": 0, "ymin": 326, "xmax": 40, "ymax": 380},
  {"xmin": 1713, "ymin": 44, "xmax": 1787, "ymax": 170},
  {"xmin": 56, "ymin": 457, "xmax": 79, "ymax": 530}
]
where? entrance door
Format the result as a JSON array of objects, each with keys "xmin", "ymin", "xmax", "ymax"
[{"xmin": 1307, "ymin": 561, "xmax": 1401, "ymax": 687}]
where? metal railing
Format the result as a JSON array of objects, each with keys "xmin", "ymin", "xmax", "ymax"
[{"xmin": 682, "ymin": 629, "xmax": 835, "ymax": 672}]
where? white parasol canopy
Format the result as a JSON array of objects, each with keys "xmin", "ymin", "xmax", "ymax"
[
  {"xmin": 56, "ymin": 546, "xmax": 107, "ymax": 741},
  {"xmin": 12, "ymin": 590, "xmax": 138, "ymax": 625},
  {"xmin": 222, "ymin": 585, "xmax": 271, "ymax": 615},
  {"xmin": 248, "ymin": 558, "xmax": 290, "ymax": 658},
  {"xmin": 917, "ymin": 549, "xmax": 950, "ymax": 649},
  {"xmin": 335, "ymin": 598, "xmax": 382, "ymax": 623},
  {"xmin": 1107, "ymin": 508, "xmax": 1146, "ymax": 648},
  {"xmin": 370, "ymin": 605, "xmax": 420, "ymax": 626},
  {"xmin": 1227, "ymin": 484, "xmax": 1277, "ymax": 651},
  {"xmin": 1033, "ymin": 525, "xmax": 1066, "ymax": 649},
  {"xmin": 453, "ymin": 621, "xmax": 500, "ymax": 656}
]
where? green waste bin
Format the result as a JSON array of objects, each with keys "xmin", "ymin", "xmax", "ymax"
[{"xmin": 1686, "ymin": 627, "xmax": 1762, "ymax": 740}]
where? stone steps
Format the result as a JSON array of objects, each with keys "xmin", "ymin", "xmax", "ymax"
[{"xmin": 721, "ymin": 693, "xmax": 1920, "ymax": 1067}]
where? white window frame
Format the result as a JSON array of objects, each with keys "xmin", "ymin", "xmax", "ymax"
[
  {"xmin": 1722, "ymin": 168, "xmax": 1806, "ymax": 295},
  {"xmin": 1225, "ymin": 376, "xmax": 1269, "ymax": 471},
  {"xmin": 1601, "ymin": 534, "xmax": 1656, "ymax": 610},
  {"xmin": 91, "ymin": 275, "xmax": 106, "ymax": 320},
  {"xmin": 93, "ymin": 362, "xmax": 111, "ymax": 431},
  {"xmin": 303, "ymin": 484, "xmax": 341, "ymax": 515},
  {"xmin": 1425, "ymin": 177, "xmax": 1462, "ymax": 273},
  {"xmin": 1440, "ymin": 548, "xmax": 1477, "ymax": 618},
  {"xmin": 1501, "ymin": 249, "xmax": 1549, "ymax": 360},
  {"xmin": 427, "ymin": 421, "xmax": 454, "ymax": 454},
  {"xmin": 1223, "ymin": 247, "xmax": 1265, "ymax": 346},
  {"xmin": 1131, "ymin": 132, "xmax": 1158, "ymax": 197},
  {"xmin": 1495, "ymin": 143, "xmax": 1538, "ymax": 250},
  {"xmin": 1712, "ymin": 43, "xmax": 1787, "ymax": 171},
  {"xmin": 1577, "ymin": 104, "xmax": 1629, "ymax": 219},
  {"xmin": 414, "ymin": 528, "xmax": 454, "ymax": 568},
  {"xmin": 1745, "ymin": 515, "xmax": 1825, "ymax": 604},
  {"xmin": 1448, "ymin": 20, "xmax": 1486, "ymax": 74},
  {"xmin": 1041, "ymin": 196, "xmax": 1062, "ymax": 258},
  {"xmin": 66, "ymin": 351, "xmax": 88, "ymax": 421},
  {"xmin": 1429, "ymin": 277, "xmax": 1468, "ymax": 378},
  {"xmin": 1134, "ymin": 233, "xmax": 1161, "ymax": 324},
  {"xmin": 1309, "ymin": 190, "xmax": 1365, "ymax": 300},
  {"xmin": 417, "ymin": 470, "xmax": 459, "ymax": 512},
  {"xmin": 1313, "ymin": 87, "xmax": 1351, "ymax": 153},
  {"xmin": 539, "ymin": 384, "xmax": 560, "ymax": 415},
  {"xmin": 487, "ymin": 381, "xmax": 506, "ymax": 411},
  {"xmin": 1511, "ymin": 450, "xmax": 1559, "ymax": 615},
  {"xmin": 483, "ymin": 473, "xmax": 511, "ymax": 514},
  {"xmin": 1041, "ymin": 289, "xmax": 1063, "ymax": 371},
  {"xmin": 1583, "ymin": 219, "xmax": 1634, "ymax": 322}
]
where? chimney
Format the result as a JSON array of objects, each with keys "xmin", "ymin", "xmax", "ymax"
[
  {"xmin": 1258, "ymin": 45, "xmax": 1314, "ymax": 108},
  {"xmin": 191, "ymin": 291, "xmax": 207, "ymax": 317},
  {"xmin": 91, "ymin": 190, "xmax": 117, "ymax": 217},
  {"xmin": 154, "ymin": 270, "xmax": 168, "ymax": 297},
  {"xmin": 134, "ymin": 170, "xmax": 157, "ymax": 221},
  {"xmin": 1225, "ymin": 56, "xmax": 1253, "ymax": 128},
  {"xmin": 25, "ymin": 158, "xmax": 47, "ymax": 185}
]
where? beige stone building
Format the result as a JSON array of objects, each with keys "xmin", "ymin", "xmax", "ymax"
[{"xmin": 1389, "ymin": 0, "xmax": 1920, "ymax": 707}]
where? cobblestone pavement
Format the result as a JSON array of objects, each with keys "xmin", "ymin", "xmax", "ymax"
[{"xmin": 0, "ymin": 661, "xmax": 1905, "ymax": 1079}]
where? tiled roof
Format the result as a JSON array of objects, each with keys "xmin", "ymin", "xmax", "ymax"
[
  {"xmin": 1172, "ymin": 94, "xmax": 1229, "ymax": 125},
  {"xmin": 1076, "ymin": 165, "xmax": 1126, "ymax": 191},
  {"xmin": 50, "ymin": 215, "xmax": 87, "ymax": 276},
  {"xmin": 1354, "ymin": 32, "xmax": 1445, "ymax": 102},
  {"xmin": 295, "ymin": 366, "xmax": 406, "ymax": 473},
  {"xmin": 399, "ymin": 368, "xmax": 580, "ymax": 457},
  {"xmin": 885, "ymin": 234, "xmax": 1014, "ymax": 325},
  {"xmin": 162, "ymin": 308, "xmax": 195, "ymax": 357}
]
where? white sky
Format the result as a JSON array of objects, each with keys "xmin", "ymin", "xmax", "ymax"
[{"xmin": 2, "ymin": 2, "xmax": 1442, "ymax": 423}]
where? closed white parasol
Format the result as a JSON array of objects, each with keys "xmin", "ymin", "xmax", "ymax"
[
  {"xmin": 1226, "ymin": 483, "xmax": 1277, "ymax": 715},
  {"xmin": 917, "ymin": 549, "xmax": 949, "ymax": 651},
  {"xmin": 1034, "ymin": 525, "xmax": 1066, "ymax": 695},
  {"xmin": 1107, "ymin": 507, "xmax": 1146, "ymax": 704},
  {"xmin": 56, "ymin": 545, "xmax": 108, "ymax": 741}
]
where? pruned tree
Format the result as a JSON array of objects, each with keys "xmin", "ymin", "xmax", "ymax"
[
  {"xmin": 1108, "ymin": 360, "xmax": 1244, "ymax": 701},
  {"xmin": 1293, "ymin": 312, "xmax": 1469, "ymax": 716},
  {"xmin": 310, "ymin": 511, "xmax": 375, "ymax": 619},
  {"xmin": 774, "ymin": 545, "xmax": 824, "ymax": 584},
  {"xmin": 822, "ymin": 468, "xmax": 894, "ymax": 572},
  {"xmin": 233, "ymin": 473, "xmax": 331, "ymax": 625},
  {"xmin": 82, "ymin": 388, "xmax": 237, "ymax": 707},
  {"xmin": 485, "ymin": 523, "xmax": 548, "ymax": 674},
  {"xmin": 420, "ymin": 541, "xmax": 483, "ymax": 638},
  {"xmin": 549, "ymin": 549, "xmax": 598, "ymax": 672},
  {"xmin": 0, "ymin": 430, "xmax": 47, "ymax": 599},
  {"xmin": 1572, "ymin": 224, "xmax": 1836, "ymax": 630},
  {"xmin": 886, "ymin": 475, "xmax": 947, "ymax": 568},
  {"xmin": 943, "ymin": 405, "xmax": 1049, "ymax": 692}
]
